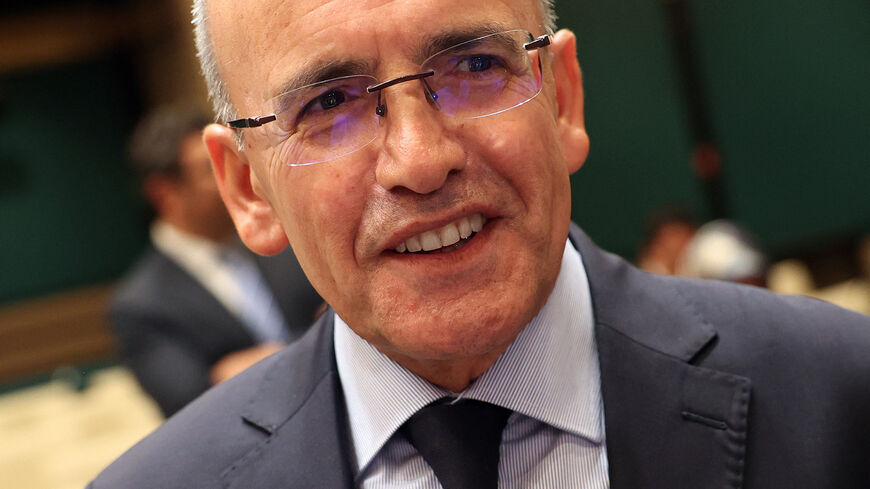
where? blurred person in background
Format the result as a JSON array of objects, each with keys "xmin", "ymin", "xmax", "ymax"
[
  {"xmin": 767, "ymin": 235, "xmax": 870, "ymax": 315},
  {"xmin": 109, "ymin": 105, "xmax": 322, "ymax": 417},
  {"xmin": 636, "ymin": 207, "xmax": 698, "ymax": 275},
  {"xmin": 860, "ymin": 235, "xmax": 870, "ymax": 281},
  {"xmin": 676, "ymin": 219, "xmax": 768, "ymax": 287}
]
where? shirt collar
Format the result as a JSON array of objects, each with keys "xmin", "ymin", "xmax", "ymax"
[
  {"xmin": 334, "ymin": 239, "xmax": 603, "ymax": 475},
  {"xmin": 150, "ymin": 219, "xmax": 224, "ymax": 267}
]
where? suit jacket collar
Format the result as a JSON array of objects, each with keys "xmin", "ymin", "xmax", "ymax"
[
  {"xmin": 569, "ymin": 224, "xmax": 717, "ymax": 361},
  {"xmin": 227, "ymin": 225, "xmax": 750, "ymax": 489}
]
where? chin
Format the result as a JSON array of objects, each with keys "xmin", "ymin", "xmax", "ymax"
[{"xmin": 381, "ymin": 302, "xmax": 532, "ymax": 362}]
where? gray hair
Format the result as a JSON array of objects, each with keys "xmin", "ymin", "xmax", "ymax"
[
  {"xmin": 192, "ymin": 0, "xmax": 237, "ymax": 125},
  {"xmin": 192, "ymin": 0, "xmax": 557, "ymax": 129}
]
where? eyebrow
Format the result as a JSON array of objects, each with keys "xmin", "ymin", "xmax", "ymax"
[
  {"xmin": 271, "ymin": 59, "xmax": 375, "ymax": 99},
  {"xmin": 415, "ymin": 22, "xmax": 515, "ymax": 62}
]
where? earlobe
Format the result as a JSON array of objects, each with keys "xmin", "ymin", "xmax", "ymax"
[
  {"xmin": 550, "ymin": 29, "xmax": 591, "ymax": 174},
  {"xmin": 203, "ymin": 123, "xmax": 289, "ymax": 255}
]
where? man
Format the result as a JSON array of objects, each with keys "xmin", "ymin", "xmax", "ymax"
[
  {"xmin": 91, "ymin": 0, "xmax": 870, "ymax": 487},
  {"xmin": 110, "ymin": 105, "xmax": 322, "ymax": 416},
  {"xmin": 636, "ymin": 207, "xmax": 698, "ymax": 275},
  {"xmin": 677, "ymin": 219, "xmax": 768, "ymax": 287}
]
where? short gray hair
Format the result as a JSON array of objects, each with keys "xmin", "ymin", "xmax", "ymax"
[{"xmin": 192, "ymin": 0, "xmax": 557, "ymax": 127}]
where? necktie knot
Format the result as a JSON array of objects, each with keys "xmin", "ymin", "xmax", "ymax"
[{"xmin": 400, "ymin": 398, "xmax": 511, "ymax": 489}]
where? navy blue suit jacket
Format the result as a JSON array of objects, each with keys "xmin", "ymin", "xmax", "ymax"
[{"xmin": 92, "ymin": 225, "xmax": 870, "ymax": 488}]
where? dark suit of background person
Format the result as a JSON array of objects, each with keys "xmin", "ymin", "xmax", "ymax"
[
  {"xmin": 109, "ymin": 106, "xmax": 322, "ymax": 416},
  {"xmin": 89, "ymin": 225, "xmax": 870, "ymax": 488},
  {"xmin": 110, "ymin": 243, "xmax": 320, "ymax": 417}
]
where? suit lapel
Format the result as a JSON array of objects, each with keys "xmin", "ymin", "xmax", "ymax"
[
  {"xmin": 570, "ymin": 225, "xmax": 751, "ymax": 489},
  {"xmin": 221, "ymin": 312, "xmax": 354, "ymax": 489}
]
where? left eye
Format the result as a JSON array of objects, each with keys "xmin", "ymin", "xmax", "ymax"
[
  {"xmin": 293, "ymin": 88, "xmax": 350, "ymax": 125},
  {"xmin": 459, "ymin": 55, "xmax": 494, "ymax": 72},
  {"xmin": 318, "ymin": 90, "xmax": 346, "ymax": 110}
]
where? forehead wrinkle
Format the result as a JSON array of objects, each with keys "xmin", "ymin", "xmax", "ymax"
[
  {"xmin": 220, "ymin": 0, "xmax": 542, "ymax": 114},
  {"xmin": 270, "ymin": 21, "xmax": 516, "ymax": 98},
  {"xmin": 256, "ymin": 1, "xmax": 397, "ymax": 99}
]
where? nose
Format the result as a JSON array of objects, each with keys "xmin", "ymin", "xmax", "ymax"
[{"xmin": 374, "ymin": 82, "xmax": 466, "ymax": 194}]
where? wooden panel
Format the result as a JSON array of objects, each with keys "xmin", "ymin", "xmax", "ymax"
[
  {"xmin": 0, "ymin": 284, "xmax": 118, "ymax": 383},
  {"xmin": 0, "ymin": 7, "xmax": 137, "ymax": 74}
]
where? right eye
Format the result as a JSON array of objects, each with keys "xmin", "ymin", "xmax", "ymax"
[
  {"xmin": 272, "ymin": 75, "xmax": 377, "ymax": 135},
  {"xmin": 298, "ymin": 88, "xmax": 349, "ymax": 121},
  {"xmin": 317, "ymin": 89, "xmax": 346, "ymax": 110},
  {"xmin": 456, "ymin": 54, "xmax": 496, "ymax": 73}
]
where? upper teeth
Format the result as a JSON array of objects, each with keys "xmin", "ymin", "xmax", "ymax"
[{"xmin": 395, "ymin": 213, "xmax": 486, "ymax": 253}]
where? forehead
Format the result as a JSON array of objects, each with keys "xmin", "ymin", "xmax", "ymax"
[{"xmin": 209, "ymin": 0, "xmax": 542, "ymax": 110}]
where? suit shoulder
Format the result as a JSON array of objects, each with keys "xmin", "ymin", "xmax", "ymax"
[
  {"xmin": 89, "ymin": 316, "xmax": 334, "ymax": 487},
  {"xmin": 665, "ymin": 275, "xmax": 870, "ymax": 377},
  {"xmin": 89, "ymin": 350, "xmax": 279, "ymax": 487},
  {"xmin": 669, "ymin": 275, "xmax": 870, "ymax": 337}
]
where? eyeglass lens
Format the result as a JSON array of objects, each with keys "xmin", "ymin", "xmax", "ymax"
[{"xmin": 270, "ymin": 30, "xmax": 545, "ymax": 166}]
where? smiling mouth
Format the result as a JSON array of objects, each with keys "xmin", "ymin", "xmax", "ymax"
[{"xmin": 393, "ymin": 213, "xmax": 487, "ymax": 254}]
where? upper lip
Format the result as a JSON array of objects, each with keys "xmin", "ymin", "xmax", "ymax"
[{"xmin": 379, "ymin": 206, "xmax": 496, "ymax": 253}]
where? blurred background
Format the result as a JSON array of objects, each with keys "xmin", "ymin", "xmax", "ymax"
[{"xmin": 0, "ymin": 0, "xmax": 868, "ymax": 487}]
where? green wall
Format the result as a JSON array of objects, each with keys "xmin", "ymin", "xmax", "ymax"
[
  {"xmin": 558, "ymin": 0, "xmax": 870, "ymax": 258},
  {"xmin": 688, "ymin": 0, "xmax": 870, "ymax": 251},
  {"xmin": 558, "ymin": 0, "xmax": 708, "ymax": 259},
  {"xmin": 0, "ymin": 57, "xmax": 146, "ymax": 303}
]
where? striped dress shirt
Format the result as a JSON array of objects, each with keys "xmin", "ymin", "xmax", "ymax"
[{"xmin": 334, "ymin": 240, "xmax": 610, "ymax": 488}]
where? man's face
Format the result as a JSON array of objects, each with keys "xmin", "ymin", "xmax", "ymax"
[
  {"xmin": 176, "ymin": 132, "xmax": 235, "ymax": 239},
  {"xmin": 208, "ymin": 0, "xmax": 588, "ymax": 370}
]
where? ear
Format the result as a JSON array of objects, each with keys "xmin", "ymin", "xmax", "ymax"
[
  {"xmin": 550, "ymin": 29, "xmax": 590, "ymax": 174},
  {"xmin": 203, "ymin": 123, "xmax": 289, "ymax": 255}
]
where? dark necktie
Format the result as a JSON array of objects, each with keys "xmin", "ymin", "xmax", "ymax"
[{"xmin": 400, "ymin": 398, "xmax": 512, "ymax": 489}]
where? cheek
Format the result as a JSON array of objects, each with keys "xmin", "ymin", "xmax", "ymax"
[
  {"xmin": 279, "ymin": 166, "xmax": 369, "ymax": 279},
  {"xmin": 472, "ymin": 115, "xmax": 568, "ymax": 211},
  {"xmin": 468, "ymin": 112, "xmax": 573, "ymax": 258}
]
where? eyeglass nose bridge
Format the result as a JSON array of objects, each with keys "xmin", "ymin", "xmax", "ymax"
[{"xmin": 366, "ymin": 70, "xmax": 437, "ymax": 117}]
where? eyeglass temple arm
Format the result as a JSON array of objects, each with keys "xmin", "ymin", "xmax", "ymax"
[
  {"xmin": 524, "ymin": 34, "xmax": 550, "ymax": 50},
  {"xmin": 227, "ymin": 114, "xmax": 277, "ymax": 128}
]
